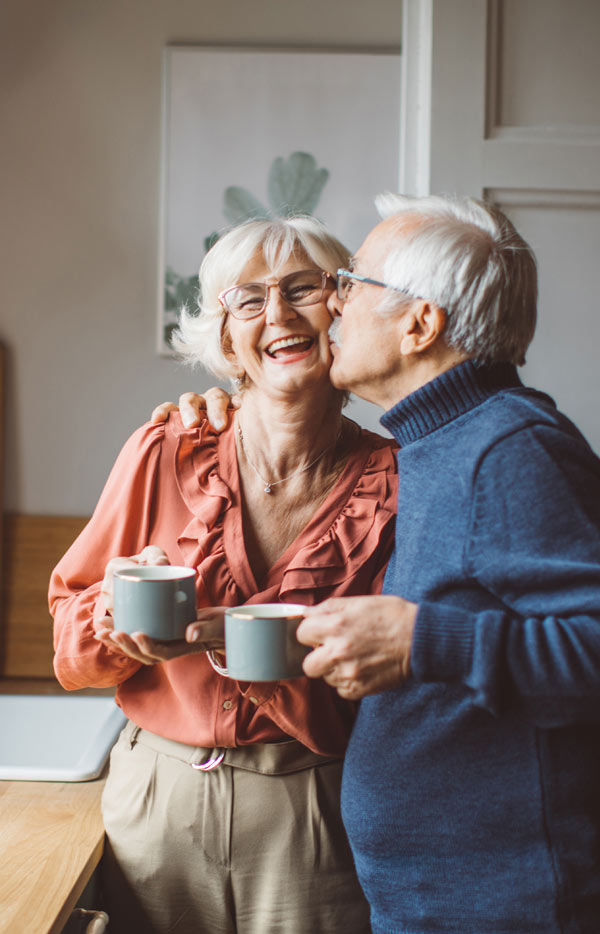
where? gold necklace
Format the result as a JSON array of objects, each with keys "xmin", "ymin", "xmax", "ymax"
[{"xmin": 237, "ymin": 422, "xmax": 342, "ymax": 494}]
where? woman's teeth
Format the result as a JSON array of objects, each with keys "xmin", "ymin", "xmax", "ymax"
[{"xmin": 266, "ymin": 336, "xmax": 313, "ymax": 357}]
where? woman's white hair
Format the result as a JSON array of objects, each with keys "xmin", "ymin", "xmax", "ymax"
[
  {"xmin": 172, "ymin": 216, "xmax": 350, "ymax": 381},
  {"xmin": 374, "ymin": 192, "xmax": 538, "ymax": 365}
]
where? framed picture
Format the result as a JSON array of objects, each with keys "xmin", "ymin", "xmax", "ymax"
[{"xmin": 158, "ymin": 45, "xmax": 401, "ymax": 354}]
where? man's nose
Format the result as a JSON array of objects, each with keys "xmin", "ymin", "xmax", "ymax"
[{"xmin": 327, "ymin": 289, "xmax": 343, "ymax": 317}]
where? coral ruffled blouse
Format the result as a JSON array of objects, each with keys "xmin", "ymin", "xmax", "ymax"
[{"xmin": 50, "ymin": 416, "xmax": 398, "ymax": 756}]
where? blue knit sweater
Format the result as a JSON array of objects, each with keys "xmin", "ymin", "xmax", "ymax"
[{"xmin": 342, "ymin": 361, "xmax": 600, "ymax": 934}]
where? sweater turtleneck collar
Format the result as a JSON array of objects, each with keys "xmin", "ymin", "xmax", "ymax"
[{"xmin": 380, "ymin": 360, "xmax": 522, "ymax": 447}]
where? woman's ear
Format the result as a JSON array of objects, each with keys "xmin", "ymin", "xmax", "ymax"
[
  {"xmin": 221, "ymin": 319, "xmax": 246, "ymax": 385},
  {"xmin": 221, "ymin": 318, "xmax": 238, "ymax": 363},
  {"xmin": 398, "ymin": 301, "xmax": 446, "ymax": 356}
]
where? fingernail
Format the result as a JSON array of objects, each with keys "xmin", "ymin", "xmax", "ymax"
[{"xmin": 189, "ymin": 629, "xmax": 200, "ymax": 642}]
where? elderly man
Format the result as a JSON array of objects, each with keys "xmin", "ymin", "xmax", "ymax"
[
  {"xmin": 154, "ymin": 194, "xmax": 600, "ymax": 932},
  {"xmin": 295, "ymin": 194, "xmax": 600, "ymax": 933}
]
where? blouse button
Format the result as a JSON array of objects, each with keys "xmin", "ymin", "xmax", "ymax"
[{"xmin": 222, "ymin": 699, "xmax": 233, "ymax": 710}]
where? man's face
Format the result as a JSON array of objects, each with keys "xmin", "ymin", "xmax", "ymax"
[{"xmin": 327, "ymin": 218, "xmax": 408, "ymax": 409}]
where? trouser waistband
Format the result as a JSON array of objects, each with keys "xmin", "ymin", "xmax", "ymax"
[{"xmin": 123, "ymin": 720, "xmax": 340, "ymax": 775}]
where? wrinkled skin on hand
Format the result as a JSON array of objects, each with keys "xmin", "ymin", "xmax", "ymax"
[
  {"xmin": 151, "ymin": 389, "xmax": 240, "ymax": 431},
  {"xmin": 297, "ymin": 594, "xmax": 417, "ymax": 700}
]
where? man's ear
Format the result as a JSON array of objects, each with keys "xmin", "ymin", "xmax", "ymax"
[{"xmin": 398, "ymin": 301, "xmax": 446, "ymax": 356}]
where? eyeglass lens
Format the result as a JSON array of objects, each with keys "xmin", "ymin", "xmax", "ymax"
[
  {"xmin": 224, "ymin": 270, "xmax": 326, "ymax": 318},
  {"xmin": 336, "ymin": 274, "xmax": 352, "ymax": 301}
]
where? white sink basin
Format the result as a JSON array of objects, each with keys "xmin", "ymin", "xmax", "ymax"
[{"xmin": 0, "ymin": 695, "xmax": 126, "ymax": 781}]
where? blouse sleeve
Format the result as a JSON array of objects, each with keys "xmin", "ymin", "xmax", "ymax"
[{"xmin": 50, "ymin": 422, "xmax": 167, "ymax": 690}]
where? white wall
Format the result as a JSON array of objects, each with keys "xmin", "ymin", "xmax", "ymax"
[{"xmin": 1, "ymin": 0, "xmax": 402, "ymax": 515}]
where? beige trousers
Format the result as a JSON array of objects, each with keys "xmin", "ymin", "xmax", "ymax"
[{"xmin": 101, "ymin": 722, "xmax": 371, "ymax": 934}]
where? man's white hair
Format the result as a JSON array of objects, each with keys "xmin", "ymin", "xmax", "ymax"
[
  {"xmin": 374, "ymin": 192, "xmax": 538, "ymax": 365},
  {"xmin": 172, "ymin": 217, "xmax": 349, "ymax": 381}
]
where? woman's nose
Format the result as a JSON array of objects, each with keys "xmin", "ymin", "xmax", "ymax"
[{"xmin": 264, "ymin": 287, "xmax": 298, "ymax": 324}]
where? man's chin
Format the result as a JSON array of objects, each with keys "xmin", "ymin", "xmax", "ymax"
[{"xmin": 329, "ymin": 356, "xmax": 349, "ymax": 391}]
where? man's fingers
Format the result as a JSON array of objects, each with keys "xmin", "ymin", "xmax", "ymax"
[
  {"xmin": 296, "ymin": 609, "xmax": 344, "ymax": 647},
  {"xmin": 203, "ymin": 388, "xmax": 235, "ymax": 432},
  {"xmin": 302, "ymin": 598, "xmax": 348, "ymax": 617},
  {"xmin": 301, "ymin": 643, "xmax": 334, "ymax": 679},
  {"xmin": 179, "ymin": 392, "xmax": 207, "ymax": 429},
  {"xmin": 302, "ymin": 644, "xmax": 371, "ymax": 700},
  {"xmin": 151, "ymin": 389, "xmax": 237, "ymax": 431},
  {"xmin": 151, "ymin": 401, "xmax": 178, "ymax": 424}
]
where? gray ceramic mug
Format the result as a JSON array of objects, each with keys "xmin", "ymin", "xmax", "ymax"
[
  {"xmin": 112, "ymin": 565, "xmax": 197, "ymax": 640},
  {"xmin": 224, "ymin": 603, "xmax": 309, "ymax": 681}
]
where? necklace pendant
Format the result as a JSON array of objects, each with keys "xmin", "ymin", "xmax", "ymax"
[{"xmin": 264, "ymin": 483, "xmax": 272, "ymax": 494}]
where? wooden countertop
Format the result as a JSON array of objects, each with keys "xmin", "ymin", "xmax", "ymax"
[
  {"xmin": 0, "ymin": 774, "xmax": 105, "ymax": 934},
  {"xmin": 0, "ymin": 680, "xmax": 112, "ymax": 934}
]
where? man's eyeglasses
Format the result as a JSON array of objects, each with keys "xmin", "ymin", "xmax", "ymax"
[
  {"xmin": 219, "ymin": 270, "xmax": 335, "ymax": 320},
  {"xmin": 336, "ymin": 268, "xmax": 415, "ymax": 302}
]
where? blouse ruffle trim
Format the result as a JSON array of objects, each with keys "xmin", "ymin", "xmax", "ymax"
[{"xmin": 172, "ymin": 419, "xmax": 397, "ymax": 601}]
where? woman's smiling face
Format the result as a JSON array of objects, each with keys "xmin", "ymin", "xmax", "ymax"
[{"xmin": 223, "ymin": 249, "xmax": 336, "ymax": 399}]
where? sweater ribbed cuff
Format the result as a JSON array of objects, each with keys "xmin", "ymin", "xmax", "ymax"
[{"xmin": 412, "ymin": 601, "xmax": 475, "ymax": 683}]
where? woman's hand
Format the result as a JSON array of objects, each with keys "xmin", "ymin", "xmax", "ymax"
[
  {"xmin": 151, "ymin": 389, "xmax": 240, "ymax": 431},
  {"xmin": 93, "ymin": 543, "xmax": 226, "ymax": 666},
  {"xmin": 97, "ymin": 545, "xmax": 170, "ymax": 618},
  {"xmin": 94, "ymin": 607, "xmax": 226, "ymax": 667}
]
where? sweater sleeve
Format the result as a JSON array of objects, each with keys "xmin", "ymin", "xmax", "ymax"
[
  {"xmin": 50, "ymin": 422, "xmax": 166, "ymax": 690},
  {"xmin": 411, "ymin": 423, "xmax": 600, "ymax": 726}
]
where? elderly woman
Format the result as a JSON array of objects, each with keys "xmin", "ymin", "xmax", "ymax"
[{"xmin": 50, "ymin": 216, "xmax": 397, "ymax": 934}]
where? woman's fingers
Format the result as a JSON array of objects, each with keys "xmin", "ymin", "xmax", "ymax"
[
  {"xmin": 135, "ymin": 545, "xmax": 170, "ymax": 566},
  {"xmin": 95, "ymin": 630, "xmax": 153, "ymax": 664},
  {"xmin": 94, "ymin": 628, "xmax": 209, "ymax": 665},
  {"xmin": 185, "ymin": 608, "xmax": 226, "ymax": 650},
  {"xmin": 92, "ymin": 616, "xmax": 115, "ymax": 636},
  {"xmin": 99, "ymin": 547, "xmax": 170, "ymax": 615},
  {"xmin": 99, "ymin": 556, "xmax": 138, "ymax": 615}
]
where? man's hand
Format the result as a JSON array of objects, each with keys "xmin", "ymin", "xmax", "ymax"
[
  {"xmin": 151, "ymin": 389, "xmax": 240, "ymax": 431},
  {"xmin": 296, "ymin": 595, "xmax": 417, "ymax": 700}
]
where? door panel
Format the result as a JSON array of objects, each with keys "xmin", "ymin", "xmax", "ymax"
[{"xmin": 401, "ymin": 0, "xmax": 600, "ymax": 451}]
